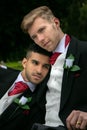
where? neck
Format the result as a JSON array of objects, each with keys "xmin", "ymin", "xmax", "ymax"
[{"xmin": 58, "ymin": 30, "xmax": 65, "ymax": 43}]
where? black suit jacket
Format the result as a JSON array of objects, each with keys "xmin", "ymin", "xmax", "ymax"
[
  {"xmin": 59, "ymin": 36, "xmax": 87, "ymax": 126},
  {"xmin": 0, "ymin": 67, "xmax": 49, "ymax": 130},
  {"xmin": 31, "ymin": 36, "xmax": 87, "ymax": 130}
]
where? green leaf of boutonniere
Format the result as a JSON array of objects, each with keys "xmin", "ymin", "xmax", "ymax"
[
  {"xmin": 9, "ymin": 96, "xmax": 32, "ymax": 119},
  {"xmin": 68, "ymin": 54, "xmax": 75, "ymax": 60},
  {"xmin": 14, "ymin": 96, "xmax": 32, "ymax": 110},
  {"xmin": 70, "ymin": 65, "xmax": 80, "ymax": 71},
  {"xmin": 64, "ymin": 54, "xmax": 80, "ymax": 72},
  {"xmin": 21, "ymin": 104, "xmax": 30, "ymax": 110},
  {"xmin": 14, "ymin": 98, "xmax": 19, "ymax": 104}
]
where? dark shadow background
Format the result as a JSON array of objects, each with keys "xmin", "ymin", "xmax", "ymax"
[{"xmin": 0, "ymin": 0, "xmax": 87, "ymax": 61}]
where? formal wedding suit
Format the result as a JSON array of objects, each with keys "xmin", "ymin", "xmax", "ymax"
[
  {"xmin": 31, "ymin": 35, "xmax": 87, "ymax": 130},
  {"xmin": 59, "ymin": 36, "xmax": 87, "ymax": 126},
  {"xmin": 0, "ymin": 66, "xmax": 49, "ymax": 130}
]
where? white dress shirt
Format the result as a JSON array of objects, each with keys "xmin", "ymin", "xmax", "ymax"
[{"xmin": 45, "ymin": 34, "xmax": 69, "ymax": 126}]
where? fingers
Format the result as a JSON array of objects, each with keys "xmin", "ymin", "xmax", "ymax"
[
  {"xmin": 76, "ymin": 112, "xmax": 87, "ymax": 130},
  {"xmin": 66, "ymin": 110, "xmax": 80, "ymax": 130},
  {"xmin": 76, "ymin": 113, "xmax": 82, "ymax": 129},
  {"xmin": 66, "ymin": 110, "xmax": 87, "ymax": 130},
  {"xmin": 80, "ymin": 120, "xmax": 87, "ymax": 129}
]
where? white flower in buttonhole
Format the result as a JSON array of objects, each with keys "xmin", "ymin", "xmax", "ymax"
[
  {"xmin": 9, "ymin": 96, "xmax": 32, "ymax": 119},
  {"xmin": 19, "ymin": 96, "xmax": 28, "ymax": 105},
  {"xmin": 65, "ymin": 58, "xmax": 74, "ymax": 68},
  {"xmin": 14, "ymin": 96, "xmax": 32, "ymax": 109},
  {"xmin": 64, "ymin": 54, "xmax": 80, "ymax": 71}
]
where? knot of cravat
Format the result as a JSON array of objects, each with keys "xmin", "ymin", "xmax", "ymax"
[
  {"xmin": 8, "ymin": 81, "xmax": 29, "ymax": 96},
  {"xmin": 50, "ymin": 52, "xmax": 61, "ymax": 65},
  {"xmin": 50, "ymin": 35, "xmax": 71, "ymax": 65}
]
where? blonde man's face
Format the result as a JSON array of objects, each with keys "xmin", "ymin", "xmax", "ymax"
[{"xmin": 28, "ymin": 17, "xmax": 60, "ymax": 52}]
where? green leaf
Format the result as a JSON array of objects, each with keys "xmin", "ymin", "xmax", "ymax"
[
  {"xmin": 63, "ymin": 63, "xmax": 69, "ymax": 69},
  {"xmin": 27, "ymin": 97, "xmax": 32, "ymax": 102},
  {"xmin": 14, "ymin": 98, "xmax": 20, "ymax": 104},
  {"xmin": 67, "ymin": 54, "xmax": 75, "ymax": 60},
  {"xmin": 14, "ymin": 96, "xmax": 32, "ymax": 110},
  {"xmin": 70, "ymin": 65, "xmax": 80, "ymax": 71},
  {"xmin": 21, "ymin": 104, "xmax": 30, "ymax": 110}
]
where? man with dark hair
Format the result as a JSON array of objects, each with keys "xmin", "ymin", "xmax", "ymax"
[{"xmin": 0, "ymin": 43, "xmax": 52, "ymax": 130}]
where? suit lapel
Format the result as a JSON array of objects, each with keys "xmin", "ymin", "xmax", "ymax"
[
  {"xmin": 0, "ymin": 89, "xmax": 31, "ymax": 122},
  {"xmin": 60, "ymin": 36, "xmax": 80, "ymax": 112},
  {"xmin": 36, "ymin": 83, "xmax": 47, "ymax": 109}
]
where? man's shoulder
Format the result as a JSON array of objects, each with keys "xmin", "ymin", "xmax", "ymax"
[
  {"xmin": 71, "ymin": 35, "xmax": 87, "ymax": 43},
  {"xmin": 0, "ymin": 65, "xmax": 20, "ymax": 75},
  {"xmin": 0, "ymin": 64, "xmax": 7, "ymax": 69}
]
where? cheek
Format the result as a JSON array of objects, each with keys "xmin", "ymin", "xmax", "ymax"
[
  {"xmin": 35, "ymin": 41, "xmax": 40, "ymax": 46},
  {"xmin": 35, "ymin": 41, "xmax": 45, "ymax": 49},
  {"xmin": 25, "ymin": 64, "xmax": 32, "ymax": 73},
  {"xmin": 43, "ymin": 70, "xmax": 49, "ymax": 77}
]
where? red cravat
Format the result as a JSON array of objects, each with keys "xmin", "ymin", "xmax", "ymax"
[
  {"xmin": 65, "ymin": 34, "xmax": 71, "ymax": 48},
  {"xmin": 8, "ymin": 81, "xmax": 29, "ymax": 96},
  {"xmin": 50, "ymin": 52, "xmax": 61, "ymax": 65},
  {"xmin": 50, "ymin": 35, "xmax": 71, "ymax": 65}
]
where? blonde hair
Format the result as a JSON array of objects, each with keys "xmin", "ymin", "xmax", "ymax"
[{"xmin": 21, "ymin": 6, "xmax": 55, "ymax": 33}]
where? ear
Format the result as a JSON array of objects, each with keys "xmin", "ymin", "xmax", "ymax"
[
  {"xmin": 53, "ymin": 17, "xmax": 60, "ymax": 28},
  {"xmin": 22, "ymin": 58, "xmax": 27, "ymax": 68}
]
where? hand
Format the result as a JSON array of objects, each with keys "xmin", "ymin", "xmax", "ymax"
[{"xmin": 66, "ymin": 110, "xmax": 87, "ymax": 130}]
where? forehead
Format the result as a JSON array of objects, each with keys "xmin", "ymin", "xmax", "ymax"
[
  {"xmin": 29, "ymin": 52, "xmax": 50, "ymax": 63},
  {"xmin": 28, "ymin": 17, "xmax": 50, "ymax": 35}
]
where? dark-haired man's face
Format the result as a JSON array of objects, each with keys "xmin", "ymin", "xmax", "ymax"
[{"xmin": 22, "ymin": 52, "xmax": 50, "ymax": 84}]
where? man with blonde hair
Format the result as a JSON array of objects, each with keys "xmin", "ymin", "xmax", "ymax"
[{"xmin": 21, "ymin": 6, "xmax": 87, "ymax": 130}]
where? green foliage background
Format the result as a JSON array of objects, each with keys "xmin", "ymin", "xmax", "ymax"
[{"xmin": 6, "ymin": 61, "xmax": 23, "ymax": 70}]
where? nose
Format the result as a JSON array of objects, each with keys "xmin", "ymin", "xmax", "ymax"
[
  {"xmin": 37, "ymin": 65, "xmax": 43, "ymax": 74},
  {"xmin": 37, "ymin": 34, "xmax": 44, "ymax": 42}
]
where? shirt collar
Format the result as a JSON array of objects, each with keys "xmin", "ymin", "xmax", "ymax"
[
  {"xmin": 15, "ymin": 72, "xmax": 36, "ymax": 92},
  {"xmin": 54, "ymin": 34, "xmax": 67, "ymax": 53}
]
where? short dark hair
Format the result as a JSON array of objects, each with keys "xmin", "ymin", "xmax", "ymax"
[{"xmin": 26, "ymin": 43, "xmax": 52, "ymax": 58}]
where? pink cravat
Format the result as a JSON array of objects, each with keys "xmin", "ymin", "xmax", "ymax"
[
  {"xmin": 50, "ymin": 35, "xmax": 71, "ymax": 65},
  {"xmin": 8, "ymin": 81, "xmax": 29, "ymax": 96}
]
